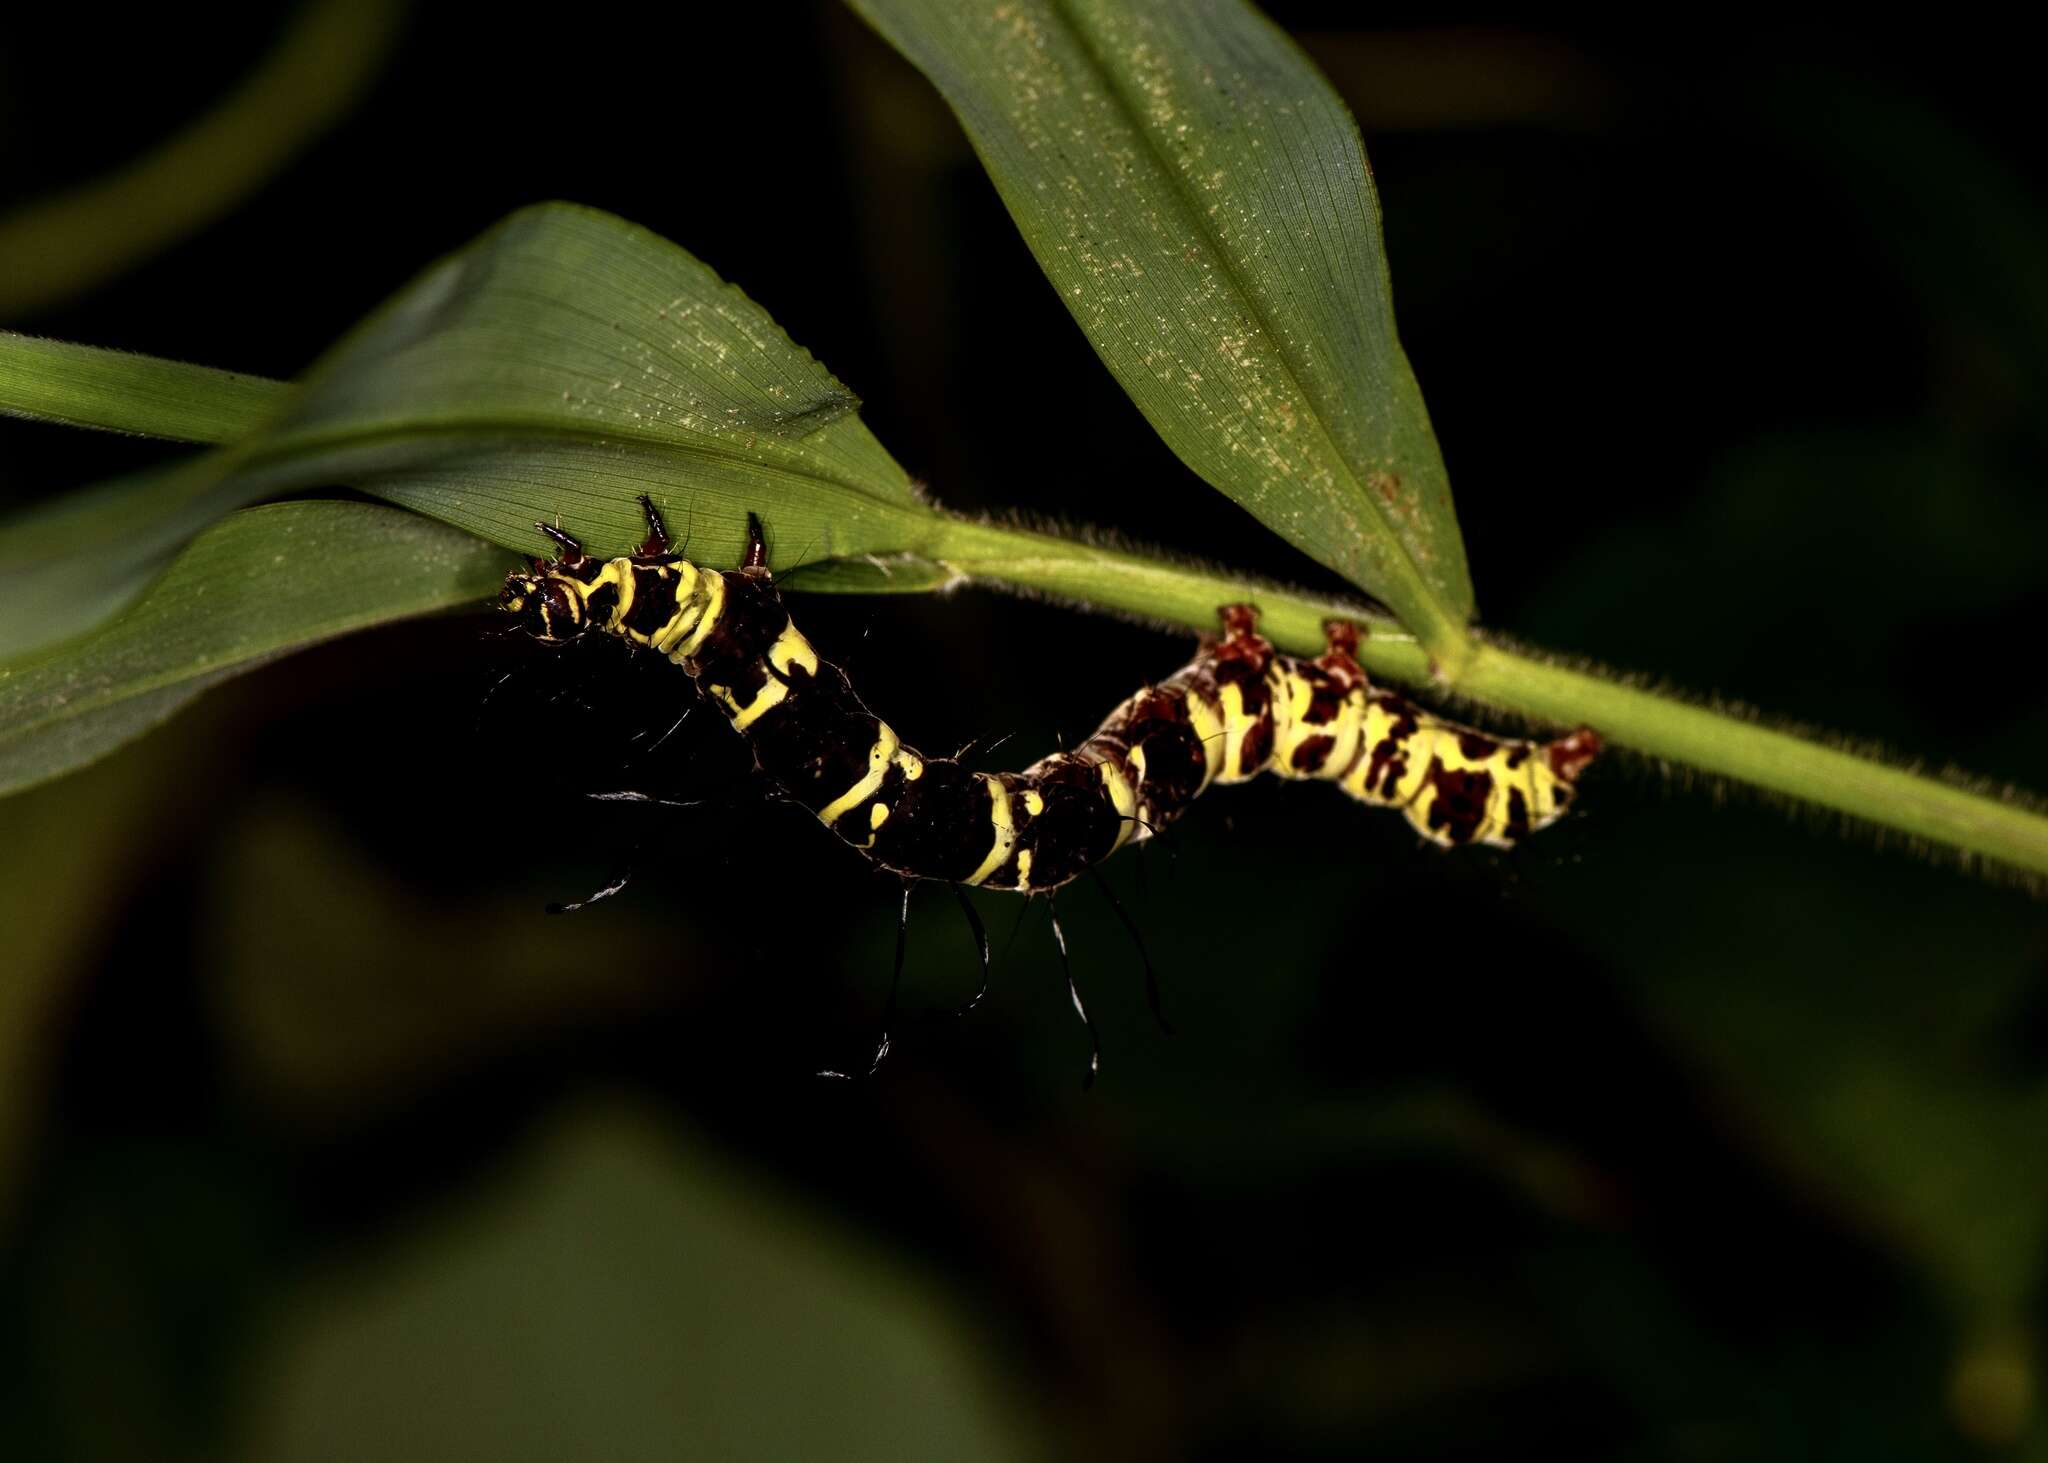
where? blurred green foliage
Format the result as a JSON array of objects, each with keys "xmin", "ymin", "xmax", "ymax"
[
  {"xmin": 246, "ymin": 1105, "xmax": 1038, "ymax": 1462},
  {"xmin": 0, "ymin": 0, "xmax": 401, "ymax": 317}
]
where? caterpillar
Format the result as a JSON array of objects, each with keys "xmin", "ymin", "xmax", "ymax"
[{"xmin": 499, "ymin": 498, "xmax": 1601, "ymax": 892}]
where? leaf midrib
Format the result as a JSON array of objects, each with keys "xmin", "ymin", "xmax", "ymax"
[
  {"xmin": 1046, "ymin": 0, "xmax": 1423, "ymax": 607},
  {"xmin": 252, "ymin": 415, "xmax": 914, "ymax": 516}
]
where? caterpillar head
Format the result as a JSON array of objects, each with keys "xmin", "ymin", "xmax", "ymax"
[{"xmin": 500, "ymin": 562, "xmax": 592, "ymax": 643}]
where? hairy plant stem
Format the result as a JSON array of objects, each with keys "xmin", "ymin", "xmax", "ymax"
[
  {"xmin": 1454, "ymin": 643, "xmax": 2047, "ymax": 876},
  {"xmin": 928, "ymin": 519, "xmax": 2048, "ymax": 881}
]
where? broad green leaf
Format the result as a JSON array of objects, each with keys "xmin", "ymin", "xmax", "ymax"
[
  {"xmin": 850, "ymin": 0, "xmax": 1476, "ymax": 663},
  {"xmin": 0, "ymin": 501, "xmax": 507, "ymax": 796},
  {"xmin": 250, "ymin": 1108, "xmax": 1033, "ymax": 1462},
  {"xmin": 0, "ymin": 333, "xmax": 290, "ymax": 444},
  {"xmin": 0, "ymin": 202, "xmax": 933, "ymax": 659},
  {"xmin": 0, "ymin": 461, "xmax": 267, "ymax": 658}
]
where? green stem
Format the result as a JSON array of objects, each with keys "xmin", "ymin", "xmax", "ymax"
[
  {"xmin": 921, "ymin": 517, "xmax": 2048, "ymax": 881},
  {"xmin": 1457, "ymin": 643, "xmax": 2048, "ymax": 878},
  {"xmin": 921, "ymin": 517, "xmax": 1410, "ymax": 652}
]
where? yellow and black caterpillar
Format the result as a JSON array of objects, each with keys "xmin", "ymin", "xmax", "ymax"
[{"xmin": 500, "ymin": 499, "xmax": 1601, "ymax": 889}]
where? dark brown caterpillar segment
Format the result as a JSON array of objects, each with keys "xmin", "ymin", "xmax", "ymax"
[{"xmin": 499, "ymin": 502, "xmax": 1600, "ymax": 889}]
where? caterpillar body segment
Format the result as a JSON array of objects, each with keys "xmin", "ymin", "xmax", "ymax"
[{"xmin": 499, "ymin": 501, "xmax": 1600, "ymax": 890}]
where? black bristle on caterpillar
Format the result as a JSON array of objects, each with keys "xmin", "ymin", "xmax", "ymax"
[{"xmin": 499, "ymin": 499, "xmax": 1602, "ymax": 894}]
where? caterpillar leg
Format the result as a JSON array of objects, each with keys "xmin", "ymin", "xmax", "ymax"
[
  {"xmin": 819, "ymin": 881, "xmax": 914, "ymax": 1081},
  {"xmin": 945, "ymin": 884, "xmax": 994, "ymax": 1018},
  {"xmin": 1045, "ymin": 892, "xmax": 1101, "ymax": 1090},
  {"xmin": 819, "ymin": 883, "xmax": 1003, "ymax": 1081},
  {"xmin": 1547, "ymin": 727, "xmax": 1603, "ymax": 784},
  {"xmin": 1089, "ymin": 866, "xmax": 1170, "ymax": 1036},
  {"xmin": 742, "ymin": 511, "xmax": 770, "ymax": 574},
  {"xmin": 535, "ymin": 519, "xmax": 585, "ymax": 565},
  {"xmin": 635, "ymin": 494, "xmax": 672, "ymax": 556},
  {"xmin": 544, "ymin": 863, "xmax": 633, "ymax": 914},
  {"xmin": 1215, "ymin": 602, "xmax": 1263, "ymax": 650},
  {"xmin": 1320, "ymin": 618, "xmax": 1363, "ymax": 666},
  {"xmin": 545, "ymin": 783, "xmax": 726, "ymax": 906}
]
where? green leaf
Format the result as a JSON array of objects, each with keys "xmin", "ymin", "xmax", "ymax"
[
  {"xmin": 284, "ymin": 201, "xmax": 925, "ymax": 543},
  {"xmin": 0, "ymin": 333, "xmax": 290, "ymax": 444},
  {"xmin": 250, "ymin": 1108, "xmax": 1034, "ymax": 1462},
  {"xmin": 0, "ymin": 501, "xmax": 507, "ymax": 797},
  {"xmin": 0, "ymin": 202, "xmax": 934, "ymax": 659},
  {"xmin": 849, "ymin": 0, "xmax": 1475, "ymax": 665},
  {"xmin": 0, "ymin": 461, "xmax": 257, "ymax": 659}
]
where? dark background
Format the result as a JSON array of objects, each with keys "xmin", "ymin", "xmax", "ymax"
[{"xmin": 2, "ymin": 4, "xmax": 2045, "ymax": 1458}]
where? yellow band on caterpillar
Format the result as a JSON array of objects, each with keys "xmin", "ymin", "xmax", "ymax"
[
  {"xmin": 819, "ymin": 723, "xmax": 901, "ymax": 826},
  {"xmin": 963, "ymin": 776, "xmax": 1016, "ymax": 887}
]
